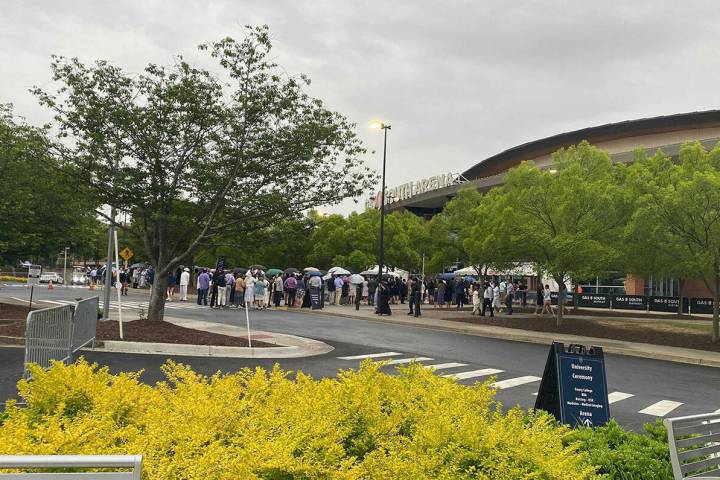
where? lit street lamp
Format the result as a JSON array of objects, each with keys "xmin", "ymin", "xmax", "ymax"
[{"xmin": 370, "ymin": 121, "xmax": 391, "ymax": 289}]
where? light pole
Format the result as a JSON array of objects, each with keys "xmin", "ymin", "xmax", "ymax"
[
  {"xmin": 63, "ymin": 247, "xmax": 69, "ymax": 288},
  {"xmin": 370, "ymin": 121, "xmax": 391, "ymax": 286}
]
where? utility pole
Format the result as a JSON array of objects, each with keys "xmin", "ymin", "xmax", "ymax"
[
  {"xmin": 103, "ymin": 211, "xmax": 114, "ymax": 320},
  {"xmin": 371, "ymin": 121, "xmax": 391, "ymax": 284},
  {"xmin": 63, "ymin": 247, "xmax": 69, "ymax": 288}
]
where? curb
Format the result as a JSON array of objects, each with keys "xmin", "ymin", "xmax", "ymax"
[{"xmin": 292, "ymin": 309, "xmax": 720, "ymax": 368}]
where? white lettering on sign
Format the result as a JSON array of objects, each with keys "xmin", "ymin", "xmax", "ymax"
[{"xmin": 365, "ymin": 173, "xmax": 464, "ymax": 210}]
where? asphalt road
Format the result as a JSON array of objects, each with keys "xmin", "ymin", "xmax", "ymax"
[{"xmin": 2, "ymin": 284, "xmax": 719, "ymax": 431}]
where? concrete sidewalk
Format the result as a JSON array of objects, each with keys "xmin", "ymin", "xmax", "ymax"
[{"xmin": 296, "ymin": 304, "xmax": 720, "ymax": 368}]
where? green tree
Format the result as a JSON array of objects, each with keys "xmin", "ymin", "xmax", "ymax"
[
  {"xmin": 623, "ymin": 150, "xmax": 699, "ymax": 315},
  {"xmin": 628, "ymin": 142, "xmax": 720, "ymax": 341},
  {"xmin": 475, "ymin": 142, "xmax": 628, "ymax": 325},
  {"xmin": 0, "ymin": 105, "xmax": 101, "ymax": 268},
  {"xmin": 34, "ymin": 26, "xmax": 375, "ymax": 321}
]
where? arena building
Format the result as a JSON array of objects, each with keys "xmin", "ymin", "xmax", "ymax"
[{"xmin": 371, "ymin": 110, "xmax": 720, "ymax": 299}]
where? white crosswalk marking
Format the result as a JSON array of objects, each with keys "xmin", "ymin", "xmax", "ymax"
[
  {"xmin": 639, "ymin": 400, "xmax": 683, "ymax": 417},
  {"xmin": 443, "ymin": 368, "xmax": 503, "ymax": 380},
  {"xmin": 382, "ymin": 357, "xmax": 433, "ymax": 365},
  {"xmin": 608, "ymin": 392, "xmax": 635, "ymax": 404},
  {"xmin": 491, "ymin": 376, "xmax": 541, "ymax": 390},
  {"xmin": 423, "ymin": 362, "xmax": 468, "ymax": 371},
  {"xmin": 338, "ymin": 352, "xmax": 402, "ymax": 360}
]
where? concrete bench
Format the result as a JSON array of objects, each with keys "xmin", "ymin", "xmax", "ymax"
[
  {"xmin": 665, "ymin": 412, "xmax": 720, "ymax": 479},
  {"xmin": 0, "ymin": 455, "xmax": 142, "ymax": 479}
]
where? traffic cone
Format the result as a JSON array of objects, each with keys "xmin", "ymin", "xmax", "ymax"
[{"xmin": 48, "ymin": 280, "xmax": 54, "ymax": 290}]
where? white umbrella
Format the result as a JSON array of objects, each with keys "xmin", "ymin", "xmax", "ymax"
[
  {"xmin": 329, "ymin": 267, "xmax": 351, "ymax": 275},
  {"xmin": 322, "ymin": 273, "xmax": 333, "ymax": 280},
  {"xmin": 303, "ymin": 267, "xmax": 320, "ymax": 272},
  {"xmin": 348, "ymin": 274, "xmax": 364, "ymax": 284}
]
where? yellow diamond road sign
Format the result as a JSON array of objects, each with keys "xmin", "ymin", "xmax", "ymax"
[{"xmin": 120, "ymin": 247, "xmax": 133, "ymax": 261}]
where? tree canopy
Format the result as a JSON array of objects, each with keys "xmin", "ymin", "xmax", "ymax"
[{"xmin": 33, "ymin": 26, "xmax": 376, "ymax": 320}]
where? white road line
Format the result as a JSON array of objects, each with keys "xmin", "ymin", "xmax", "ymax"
[
  {"xmin": 382, "ymin": 357, "xmax": 433, "ymax": 366},
  {"xmin": 639, "ymin": 400, "xmax": 683, "ymax": 417},
  {"xmin": 608, "ymin": 392, "xmax": 635, "ymax": 404},
  {"xmin": 338, "ymin": 352, "xmax": 402, "ymax": 360},
  {"xmin": 715, "ymin": 408, "xmax": 720, "ymax": 414},
  {"xmin": 423, "ymin": 362, "xmax": 468, "ymax": 371},
  {"xmin": 10, "ymin": 297, "xmax": 27, "ymax": 303},
  {"xmin": 443, "ymin": 368, "xmax": 503, "ymax": 380},
  {"xmin": 491, "ymin": 376, "xmax": 541, "ymax": 390}
]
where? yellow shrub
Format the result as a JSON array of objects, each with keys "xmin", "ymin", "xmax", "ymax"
[
  {"xmin": 0, "ymin": 359, "xmax": 599, "ymax": 479},
  {"xmin": 0, "ymin": 275, "xmax": 26, "ymax": 283}
]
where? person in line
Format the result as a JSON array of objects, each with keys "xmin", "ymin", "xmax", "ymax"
[
  {"xmin": 297, "ymin": 275, "xmax": 306, "ymax": 307},
  {"xmin": 209, "ymin": 269, "xmax": 218, "ymax": 308},
  {"xmin": 411, "ymin": 277, "xmax": 422, "ymax": 317},
  {"xmin": 541, "ymin": 284, "xmax": 553, "ymax": 316},
  {"xmin": 215, "ymin": 269, "xmax": 227, "ymax": 308},
  {"xmin": 519, "ymin": 281, "xmax": 528, "ymax": 307},
  {"xmin": 327, "ymin": 274, "xmax": 336, "ymax": 304},
  {"xmin": 492, "ymin": 281, "xmax": 501, "ymax": 313},
  {"xmin": 197, "ymin": 269, "xmax": 209, "ymax": 306},
  {"xmin": 471, "ymin": 284, "xmax": 481, "ymax": 315},
  {"xmin": 166, "ymin": 270, "xmax": 176, "ymax": 301},
  {"xmin": 455, "ymin": 277, "xmax": 465, "ymax": 308},
  {"xmin": 254, "ymin": 274, "xmax": 267, "ymax": 309},
  {"xmin": 273, "ymin": 274, "xmax": 284, "ymax": 307},
  {"xmin": 505, "ymin": 280, "xmax": 515, "ymax": 315},
  {"xmin": 179, "ymin": 267, "xmax": 190, "ymax": 301},
  {"xmin": 367, "ymin": 276, "xmax": 377, "ymax": 306},
  {"xmin": 334, "ymin": 275, "xmax": 344, "ymax": 306},
  {"xmin": 426, "ymin": 277, "xmax": 436, "ymax": 305},
  {"xmin": 132, "ymin": 268, "xmax": 140, "ymax": 289},
  {"xmin": 498, "ymin": 278, "xmax": 507, "ymax": 313},
  {"xmin": 361, "ymin": 278, "xmax": 369, "ymax": 304},
  {"xmin": 225, "ymin": 270, "xmax": 235, "ymax": 308},
  {"xmin": 234, "ymin": 273, "xmax": 245, "ymax": 308},
  {"xmin": 435, "ymin": 279, "xmax": 446, "ymax": 308},
  {"xmin": 376, "ymin": 278, "xmax": 392, "ymax": 316},
  {"xmin": 533, "ymin": 283, "xmax": 544, "ymax": 314},
  {"xmin": 355, "ymin": 280, "xmax": 363, "ymax": 310},
  {"xmin": 285, "ymin": 274, "xmax": 298, "ymax": 307},
  {"xmin": 481, "ymin": 281, "xmax": 494, "ymax": 317},
  {"xmin": 244, "ymin": 271, "xmax": 256, "ymax": 308},
  {"xmin": 348, "ymin": 278, "xmax": 357, "ymax": 306}
]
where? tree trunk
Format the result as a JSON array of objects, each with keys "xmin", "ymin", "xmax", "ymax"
[
  {"xmin": 713, "ymin": 275, "xmax": 719, "ymax": 343},
  {"xmin": 148, "ymin": 272, "xmax": 168, "ymax": 322},
  {"xmin": 572, "ymin": 283, "xmax": 579, "ymax": 312},
  {"xmin": 677, "ymin": 278, "xmax": 685, "ymax": 316},
  {"xmin": 555, "ymin": 275, "xmax": 565, "ymax": 328}
]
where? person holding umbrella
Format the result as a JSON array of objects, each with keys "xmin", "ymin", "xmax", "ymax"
[{"xmin": 348, "ymin": 273, "xmax": 364, "ymax": 311}]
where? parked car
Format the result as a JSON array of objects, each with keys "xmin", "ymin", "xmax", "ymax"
[{"xmin": 39, "ymin": 272, "xmax": 64, "ymax": 284}]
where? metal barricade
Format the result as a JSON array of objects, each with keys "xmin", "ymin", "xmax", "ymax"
[
  {"xmin": 72, "ymin": 296, "xmax": 99, "ymax": 352},
  {"xmin": 0, "ymin": 455, "xmax": 142, "ymax": 479},
  {"xmin": 23, "ymin": 305, "xmax": 74, "ymax": 378}
]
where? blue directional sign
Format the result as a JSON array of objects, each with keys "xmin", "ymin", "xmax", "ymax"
[
  {"xmin": 557, "ymin": 350, "xmax": 609, "ymax": 427},
  {"xmin": 535, "ymin": 342, "xmax": 610, "ymax": 428}
]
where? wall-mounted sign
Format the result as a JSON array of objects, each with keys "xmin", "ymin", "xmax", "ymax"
[{"xmin": 366, "ymin": 173, "xmax": 465, "ymax": 210}]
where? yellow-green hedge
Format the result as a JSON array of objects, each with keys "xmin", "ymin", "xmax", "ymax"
[
  {"xmin": 0, "ymin": 359, "xmax": 599, "ymax": 479},
  {"xmin": 0, "ymin": 275, "xmax": 26, "ymax": 283}
]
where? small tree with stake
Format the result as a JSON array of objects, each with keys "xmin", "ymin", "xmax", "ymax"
[{"xmin": 34, "ymin": 26, "xmax": 376, "ymax": 322}]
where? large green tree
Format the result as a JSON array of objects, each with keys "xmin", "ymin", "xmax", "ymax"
[
  {"xmin": 0, "ymin": 105, "xmax": 101, "ymax": 268},
  {"xmin": 34, "ymin": 26, "xmax": 375, "ymax": 321},
  {"xmin": 475, "ymin": 141, "xmax": 629, "ymax": 325},
  {"xmin": 628, "ymin": 142, "xmax": 720, "ymax": 341}
]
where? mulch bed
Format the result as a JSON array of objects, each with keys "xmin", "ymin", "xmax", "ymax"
[
  {"xmin": 450, "ymin": 314, "xmax": 720, "ymax": 352},
  {"xmin": 0, "ymin": 303, "xmax": 32, "ymax": 321}
]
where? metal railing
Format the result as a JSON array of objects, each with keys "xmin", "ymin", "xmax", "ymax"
[
  {"xmin": 24, "ymin": 305, "xmax": 74, "ymax": 378},
  {"xmin": 23, "ymin": 296, "xmax": 99, "ymax": 378},
  {"xmin": 72, "ymin": 297, "xmax": 98, "ymax": 352},
  {"xmin": 664, "ymin": 412, "xmax": 720, "ymax": 479},
  {"xmin": 0, "ymin": 455, "xmax": 142, "ymax": 479}
]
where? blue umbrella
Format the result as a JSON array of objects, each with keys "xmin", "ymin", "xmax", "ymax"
[{"xmin": 306, "ymin": 271, "xmax": 322, "ymax": 277}]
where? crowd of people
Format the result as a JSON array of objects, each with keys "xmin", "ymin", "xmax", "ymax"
[{"xmin": 82, "ymin": 263, "xmax": 568, "ymax": 319}]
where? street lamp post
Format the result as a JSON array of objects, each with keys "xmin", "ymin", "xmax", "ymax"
[
  {"xmin": 63, "ymin": 247, "xmax": 69, "ymax": 288},
  {"xmin": 371, "ymin": 122, "xmax": 391, "ymax": 288}
]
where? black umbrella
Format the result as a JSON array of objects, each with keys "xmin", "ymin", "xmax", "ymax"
[
  {"xmin": 249, "ymin": 264, "xmax": 266, "ymax": 271},
  {"xmin": 233, "ymin": 267, "xmax": 247, "ymax": 274},
  {"xmin": 284, "ymin": 267, "xmax": 299, "ymax": 274}
]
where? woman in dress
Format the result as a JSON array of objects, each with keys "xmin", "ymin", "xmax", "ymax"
[
  {"xmin": 254, "ymin": 274, "xmax": 267, "ymax": 309},
  {"xmin": 435, "ymin": 280, "xmax": 446, "ymax": 308},
  {"xmin": 244, "ymin": 272, "xmax": 256, "ymax": 308},
  {"xmin": 376, "ymin": 279, "xmax": 392, "ymax": 315}
]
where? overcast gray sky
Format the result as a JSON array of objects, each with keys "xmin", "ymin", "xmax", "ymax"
[{"xmin": 3, "ymin": 1, "xmax": 720, "ymax": 214}]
